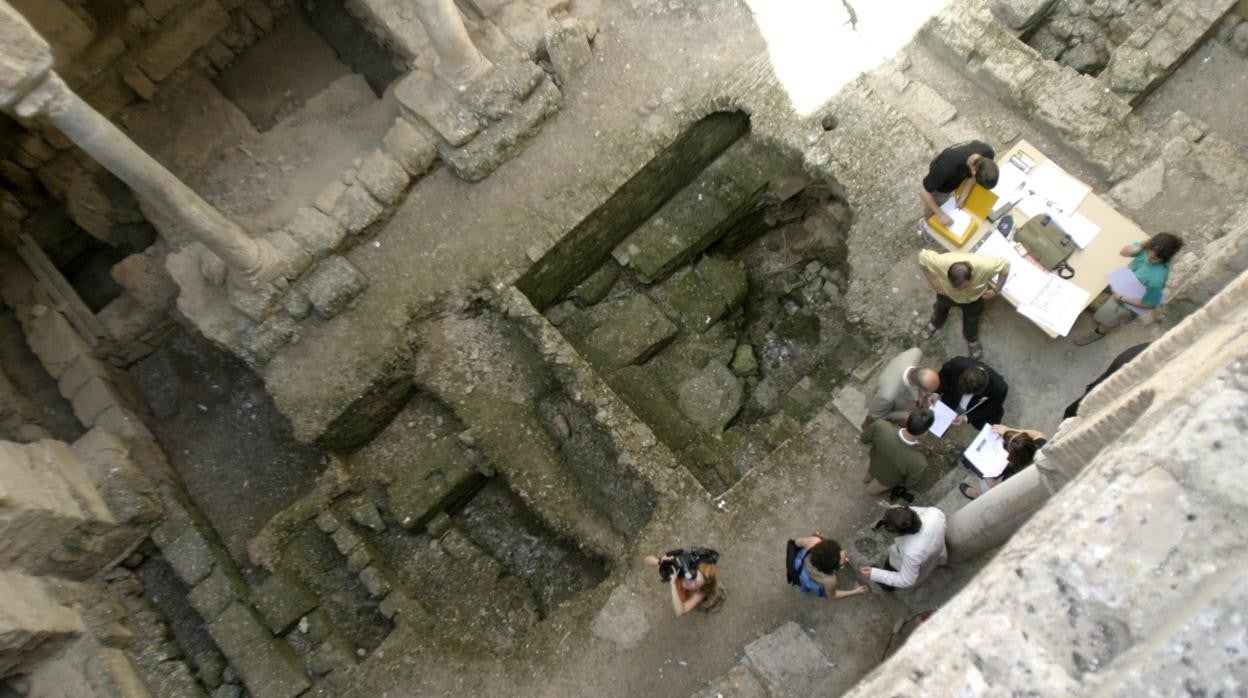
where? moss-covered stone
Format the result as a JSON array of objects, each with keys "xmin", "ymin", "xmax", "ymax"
[
  {"xmin": 581, "ymin": 295, "xmax": 677, "ymax": 371},
  {"xmin": 568, "ymin": 260, "xmax": 621, "ymax": 307}
]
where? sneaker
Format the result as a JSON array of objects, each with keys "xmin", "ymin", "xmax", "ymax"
[
  {"xmin": 967, "ymin": 341, "xmax": 983, "ymax": 360},
  {"xmin": 918, "ymin": 323, "xmax": 937, "ymax": 341},
  {"xmin": 1073, "ymin": 330, "xmax": 1105, "ymax": 346}
]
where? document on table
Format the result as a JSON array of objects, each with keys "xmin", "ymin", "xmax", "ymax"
[
  {"xmin": 1015, "ymin": 193, "xmax": 1049, "ymax": 219},
  {"xmin": 1048, "ymin": 209, "xmax": 1101, "ymax": 248},
  {"xmin": 929, "ymin": 400, "xmax": 957, "ymax": 438},
  {"xmin": 939, "ymin": 198, "xmax": 974, "ymax": 238},
  {"xmin": 992, "ymin": 162, "xmax": 1029, "ymax": 199},
  {"xmin": 964, "ymin": 424, "xmax": 1009, "ymax": 478},
  {"xmin": 1027, "ymin": 160, "xmax": 1090, "ymax": 214},
  {"xmin": 975, "ymin": 232, "xmax": 1049, "ymax": 305},
  {"xmin": 1017, "ymin": 275, "xmax": 1091, "ymax": 336},
  {"xmin": 1108, "ymin": 267, "xmax": 1150, "ymax": 315}
]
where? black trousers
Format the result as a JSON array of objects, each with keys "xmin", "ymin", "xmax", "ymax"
[{"xmin": 930, "ymin": 294, "xmax": 984, "ymax": 342}]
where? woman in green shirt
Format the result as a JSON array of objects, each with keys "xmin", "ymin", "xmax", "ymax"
[{"xmin": 1074, "ymin": 233, "xmax": 1183, "ymax": 346}]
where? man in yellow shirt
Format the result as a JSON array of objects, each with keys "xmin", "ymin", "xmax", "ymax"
[{"xmin": 917, "ymin": 250, "xmax": 1010, "ymax": 360}]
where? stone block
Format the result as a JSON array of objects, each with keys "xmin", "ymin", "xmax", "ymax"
[
  {"xmin": 676, "ymin": 361, "xmax": 743, "ymax": 433},
  {"xmin": 438, "ymin": 78, "xmax": 562, "ymax": 182},
  {"xmin": 307, "ymin": 634, "xmax": 356, "ymax": 676},
  {"xmin": 138, "ymin": 0, "xmax": 231, "ymax": 82},
  {"xmin": 382, "ymin": 119, "xmax": 438, "ymax": 176},
  {"xmin": 987, "ymin": 0, "xmax": 1058, "ymax": 30},
  {"xmin": 92, "ymin": 405, "xmax": 153, "ymax": 440},
  {"xmin": 742, "ymin": 622, "xmax": 830, "ymax": 695},
  {"xmin": 188, "ymin": 565, "xmax": 243, "ymax": 622},
  {"xmin": 394, "ymin": 73, "xmax": 480, "ymax": 147},
  {"xmin": 240, "ymin": 0, "xmax": 273, "ymax": 32},
  {"xmin": 263, "ymin": 230, "xmax": 314, "ymax": 281},
  {"xmin": 251, "ymin": 574, "xmax": 318, "ymax": 634},
  {"xmin": 236, "ymin": 315, "xmax": 298, "ymax": 367},
  {"xmin": 301, "ymin": 256, "xmax": 368, "ymax": 319},
  {"xmin": 314, "ymin": 511, "xmax": 339, "ymax": 533},
  {"xmin": 71, "ymin": 376, "xmax": 122, "ymax": 426},
  {"xmin": 56, "ymin": 354, "xmax": 113, "ymax": 400},
  {"xmin": 546, "ymin": 20, "xmax": 592, "ymax": 82},
  {"xmin": 121, "ymin": 62, "xmax": 158, "ymax": 100},
  {"xmin": 208, "ymin": 602, "xmax": 310, "ymax": 698},
  {"xmin": 460, "ymin": 60, "xmax": 545, "ymax": 121},
  {"xmin": 590, "ymin": 585, "xmax": 649, "ymax": 650},
  {"xmin": 494, "ymin": 1, "xmax": 553, "ymax": 58},
  {"xmin": 691, "ymin": 665, "xmax": 768, "ymax": 698},
  {"xmin": 346, "ymin": 546, "xmax": 369, "ymax": 574},
  {"xmin": 25, "ymin": 310, "xmax": 90, "ymax": 378},
  {"xmin": 312, "ymin": 179, "xmax": 347, "ymax": 215},
  {"xmin": 162, "ymin": 527, "xmax": 216, "ymax": 586},
  {"xmin": 140, "ymin": 0, "xmax": 188, "ymax": 22},
  {"xmin": 330, "ymin": 525, "xmax": 361, "ymax": 556},
  {"xmin": 71, "ymin": 428, "xmax": 163, "ymax": 524},
  {"xmin": 358, "ymin": 566, "xmax": 390, "ymax": 598},
  {"xmin": 330, "ymin": 184, "xmax": 385, "ymax": 235},
  {"xmin": 355, "ymin": 150, "xmax": 409, "ymax": 206},
  {"xmin": 24, "ymin": 439, "xmax": 113, "ymax": 521},
  {"xmin": 730, "ymin": 344, "xmax": 758, "ymax": 376},
  {"xmin": 581, "ymin": 295, "xmax": 677, "ymax": 371},
  {"xmin": 0, "ymin": 570, "xmax": 85, "ymax": 677},
  {"xmin": 6, "ymin": 0, "xmax": 95, "ymax": 62},
  {"xmin": 286, "ymin": 206, "xmax": 345, "ymax": 257},
  {"xmin": 568, "ymin": 260, "xmax": 620, "ymax": 307}
]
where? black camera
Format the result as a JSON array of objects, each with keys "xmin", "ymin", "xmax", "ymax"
[{"xmin": 657, "ymin": 547, "xmax": 718, "ymax": 582}]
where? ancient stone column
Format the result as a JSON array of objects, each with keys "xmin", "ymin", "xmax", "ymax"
[
  {"xmin": 0, "ymin": 2, "xmax": 281, "ymax": 285},
  {"xmin": 944, "ymin": 466, "xmax": 1050, "ymax": 563},
  {"xmin": 415, "ymin": 0, "xmax": 493, "ymax": 89}
]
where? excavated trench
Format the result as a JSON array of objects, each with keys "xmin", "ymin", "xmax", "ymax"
[{"xmin": 518, "ymin": 110, "xmax": 861, "ymax": 494}]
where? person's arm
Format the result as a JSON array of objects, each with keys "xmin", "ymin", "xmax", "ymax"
[
  {"xmin": 1119, "ymin": 240, "xmax": 1145, "ymax": 258},
  {"xmin": 670, "ymin": 577, "xmax": 704, "ymax": 616},
  {"xmin": 793, "ymin": 535, "xmax": 823, "ymax": 549},
  {"xmin": 918, "ymin": 253, "xmax": 947, "ymax": 294},
  {"xmin": 954, "ymin": 178, "xmax": 973, "ymax": 208},
  {"xmin": 866, "ymin": 550, "xmax": 921, "ymax": 589},
  {"xmin": 827, "ymin": 576, "xmax": 868, "ymax": 599},
  {"xmin": 920, "ymin": 187, "xmax": 951, "ymax": 225},
  {"xmin": 984, "ymin": 259, "xmax": 1010, "ymax": 300}
]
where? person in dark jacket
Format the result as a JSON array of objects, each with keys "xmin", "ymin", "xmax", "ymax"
[
  {"xmin": 938, "ymin": 357, "xmax": 1008, "ymax": 430},
  {"xmin": 1062, "ymin": 343, "xmax": 1150, "ymax": 419}
]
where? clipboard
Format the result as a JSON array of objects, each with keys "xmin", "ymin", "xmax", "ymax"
[{"xmin": 927, "ymin": 183, "xmax": 999, "ymax": 247}]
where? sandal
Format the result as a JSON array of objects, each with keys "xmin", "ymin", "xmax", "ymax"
[
  {"xmin": 918, "ymin": 323, "xmax": 936, "ymax": 341},
  {"xmin": 968, "ymin": 341, "xmax": 983, "ymax": 360},
  {"xmin": 959, "ymin": 483, "xmax": 977, "ymax": 500}
]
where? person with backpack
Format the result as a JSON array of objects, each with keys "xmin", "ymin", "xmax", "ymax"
[{"xmin": 785, "ymin": 535, "xmax": 868, "ymax": 600}]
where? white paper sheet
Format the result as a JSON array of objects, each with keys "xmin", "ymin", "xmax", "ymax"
[
  {"xmin": 929, "ymin": 400, "xmax": 957, "ymax": 438},
  {"xmin": 1108, "ymin": 266, "xmax": 1150, "ymax": 316},
  {"xmin": 1026, "ymin": 160, "xmax": 1090, "ymax": 214},
  {"xmin": 1017, "ymin": 275, "xmax": 1091, "ymax": 336},
  {"xmin": 964, "ymin": 425, "xmax": 1009, "ymax": 478},
  {"xmin": 939, "ymin": 198, "xmax": 974, "ymax": 238},
  {"xmin": 975, "ymin": 232, "xmax": 1049, "ymax": 305},
  {"xmin": 1015, "ymin": 194, "xmax": 1049, "ymax": 219},
  {"xmin": 992, "ymin": 162, "xmax": 1029, "ymax": 198},
  {"xmin": 1048, "ymin": 209, "xmax": 1101, "ymax": 248}
]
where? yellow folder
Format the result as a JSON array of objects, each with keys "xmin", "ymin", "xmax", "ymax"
[{"xmin": 927, "ymin": 183, "xmax": 999, "ymax": 247}]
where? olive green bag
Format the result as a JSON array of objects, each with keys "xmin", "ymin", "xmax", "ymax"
[{"xmin": 1015, "ymin": 214, "xmax": 1076, "ymax": 278}]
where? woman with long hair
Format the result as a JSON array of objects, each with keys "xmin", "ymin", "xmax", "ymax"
[
  {"xmin": 644, "ymin": 550, "xmax": 725, "ymax": 615},
  {"xmin": 960, "ymin": 425, "xmax": 1047, "ymax": 499}
]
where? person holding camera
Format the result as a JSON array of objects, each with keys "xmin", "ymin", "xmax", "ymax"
[
  {"xmin": 858, "ymin": 505, "xmax": 947, "ymax": 591},
  {"xmin": 644, "ymin": 548, "xmax": 724, "ymax": 615},
  {"xmin": 786, "ymin": 535, "xmax": 868, "ymax": 600}
]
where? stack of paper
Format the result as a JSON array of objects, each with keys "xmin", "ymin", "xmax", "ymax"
[
  {"xmin": 929, "ymin": 401, "xmax": 957, "ymax": 438},
  {"xmin": 1017, "ymin": 275, "xmax": 1090, "ymax": 336},
  {"xmin": 964, "ymin": 425, "xmax": 1009, "ymax": 478},
  {"xmin": 939, "ymin": 198, "xmax": 974, "ymax": 239},
  {"xmin": 975, "ymin": 232, "xmax": 1048, "ymax": 305},
  {"xmin": 1108, "ymin": 267, "xmax": 1150, "ymax": 316},
  {"xmin": 1027, "ymin": 161, "xmax": 1090, "ymax": 214}
]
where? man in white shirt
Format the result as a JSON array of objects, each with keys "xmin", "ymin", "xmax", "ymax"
[{"xmin": 859, "ymin": 505, "xmax": 947, "ymax": 590}]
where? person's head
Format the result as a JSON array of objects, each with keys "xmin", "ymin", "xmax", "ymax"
[
  {"xmin": 683, "ymin": 561, "xmax": 717, "ymax": 592},
  {"xmin": 958, "ymin": 365, "xmax": 989, "ymax": 396},
  {"xmin": 808, "ymin": 539, "xmax": 848, "ymax": 575},
  {"xmin": 974, "ymin": 158, "xmax": 999, "ymax": 189},
  {"xmin": 1005, "ymin": 431, "xmax": 1041, "ymax": 469},
  {"xmin": 905, "ymin": 407, "xmax": 934, "ymax": 437},
  {"xmin": 913, "ymin": 368, "xmax": 940, "ymax": 394},
  {"xmin": 947, "ymin": 262, "xmax": 974, "ymax": 290},
  {"xmin": 1143, "ymin": 233, "xmax": 1183, "ymax": 264},
  {"xmin": 877, "ymin": 506, "xmax": 922, "ymax": 535}
]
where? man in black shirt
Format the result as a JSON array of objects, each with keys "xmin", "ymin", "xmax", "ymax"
[{"xmin": 921, "ymin": 140, "xmax": 999, "ymax": 226}]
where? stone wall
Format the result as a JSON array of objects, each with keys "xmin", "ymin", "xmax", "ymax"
[{"xmin": 843, "ymin": 268, "xmax": 1248, "ymax": 697}]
